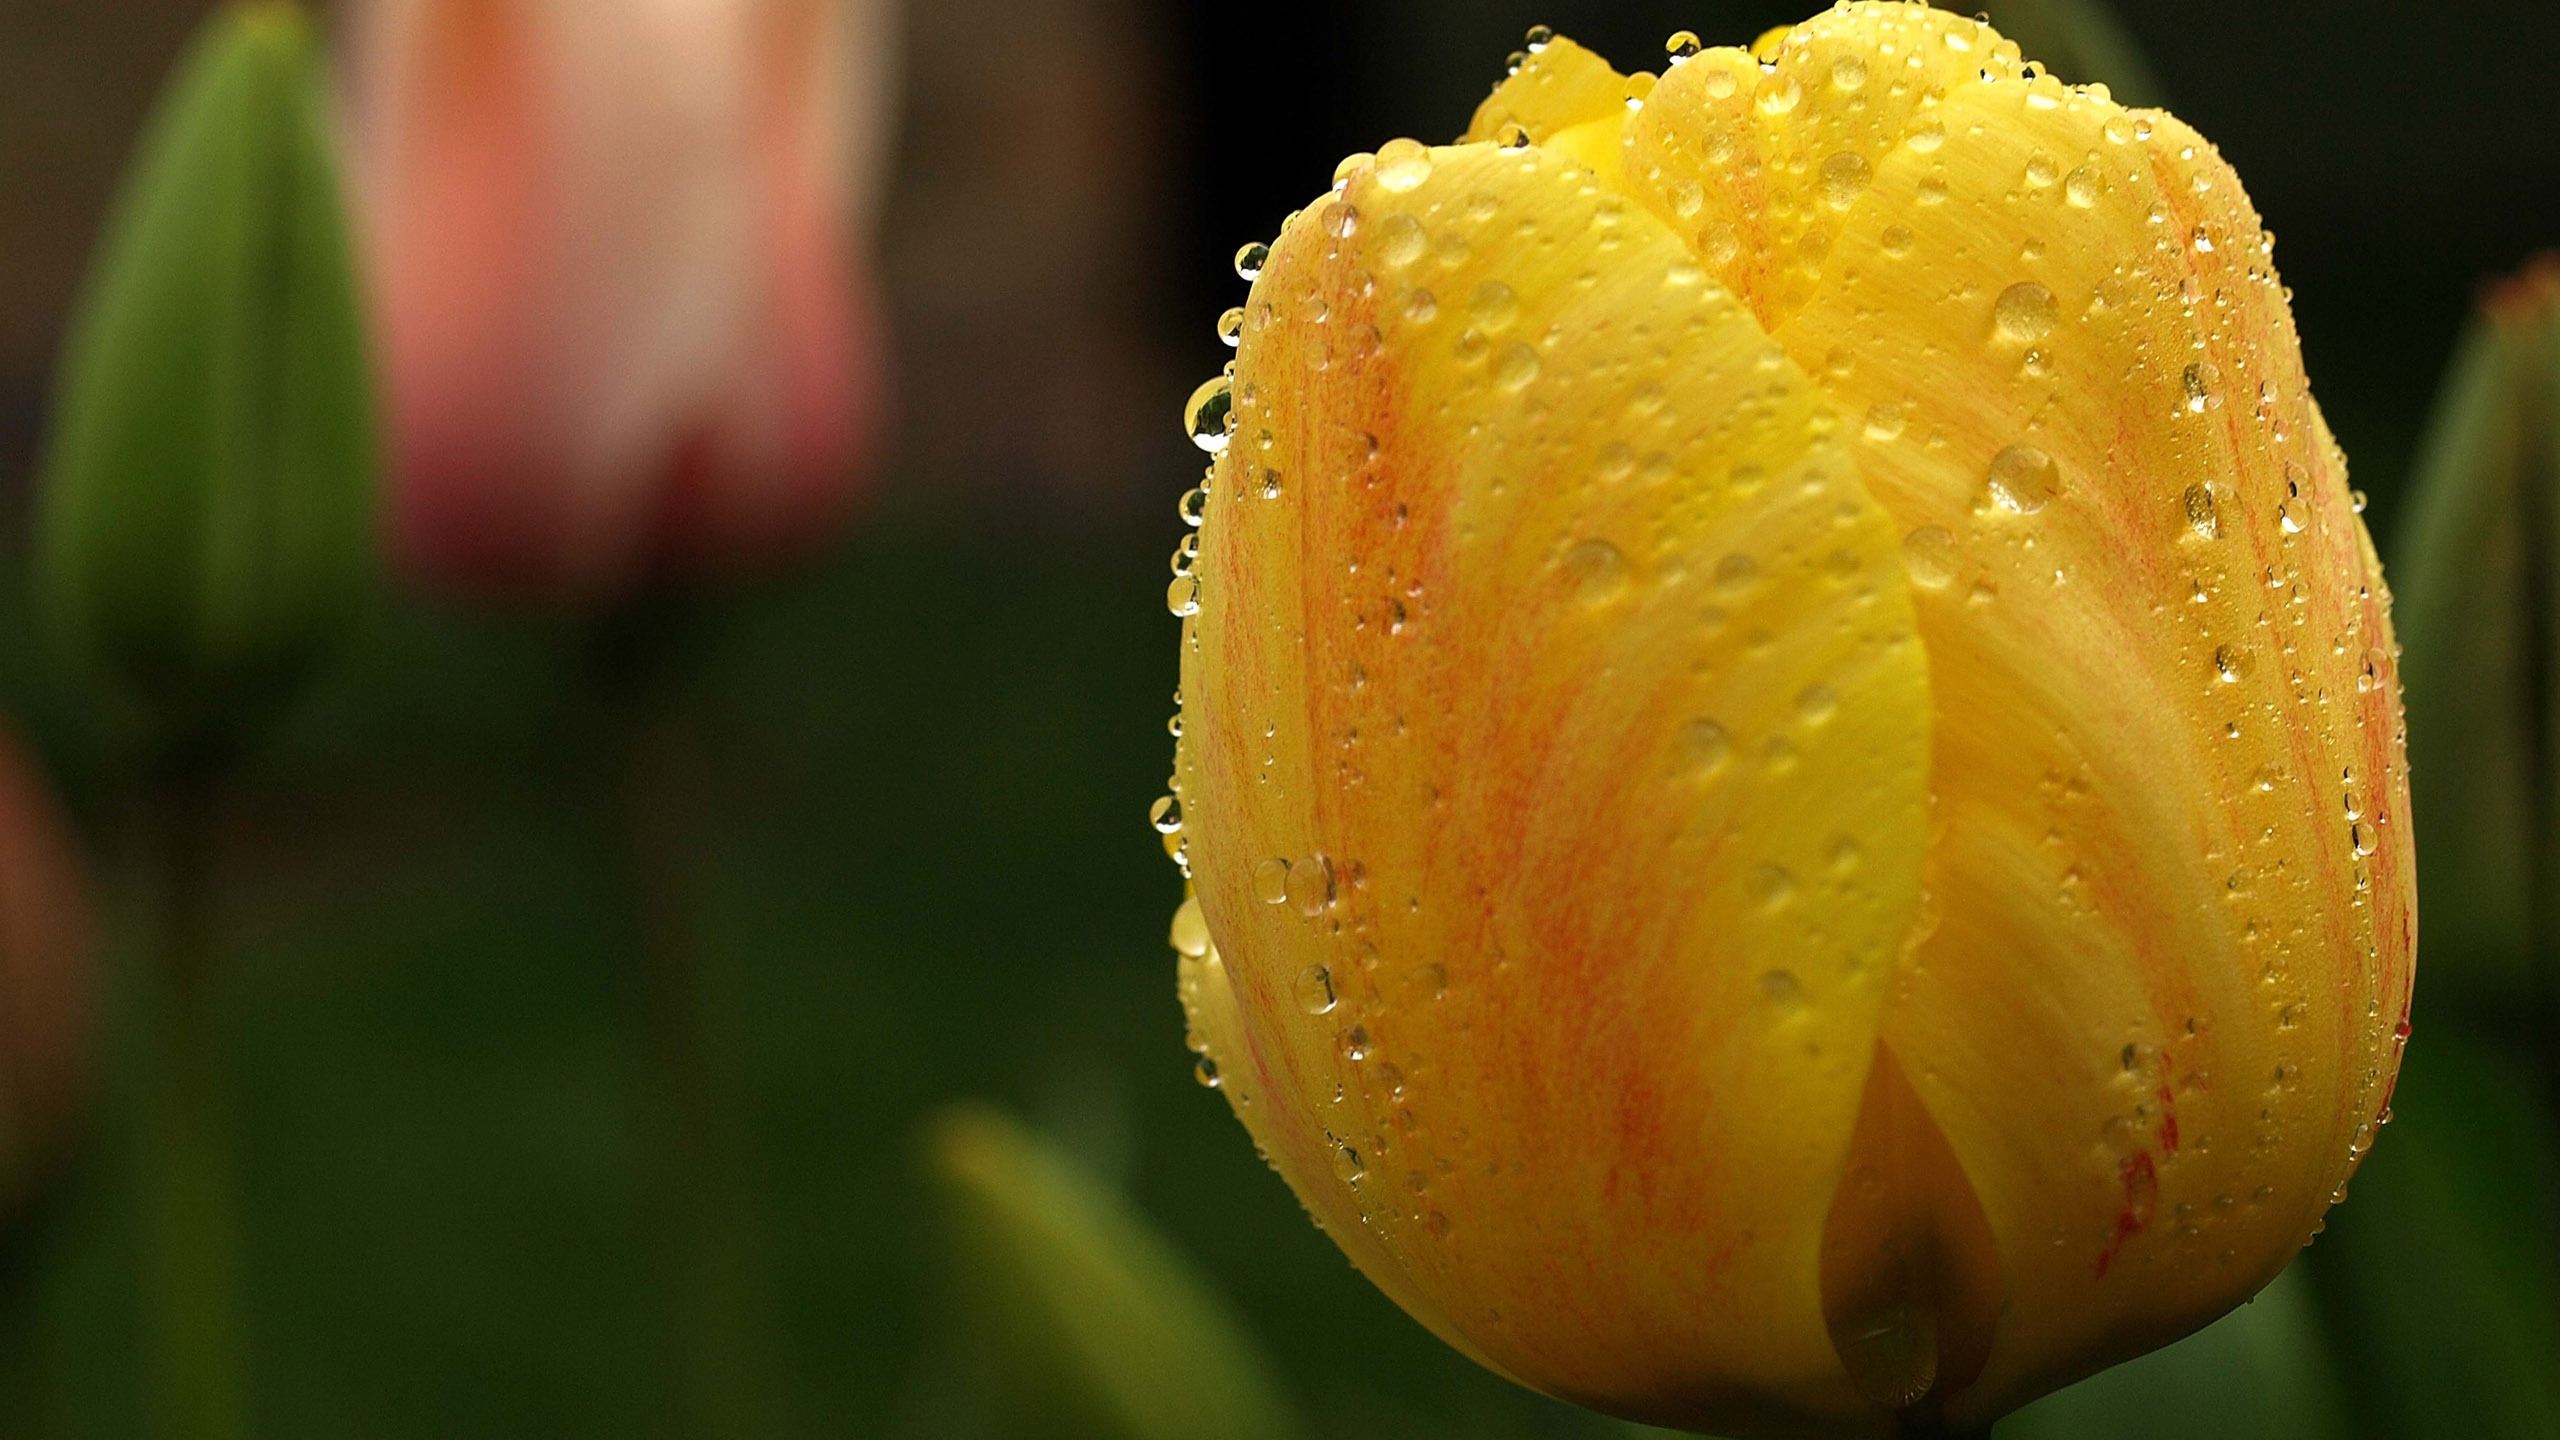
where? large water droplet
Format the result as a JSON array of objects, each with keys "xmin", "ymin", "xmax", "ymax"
[
  {"xmin": 1665, "ymin": 29, "xmax": 1703, "ymax": 61},
  {"xmin": 1901, "ymin": 527, "xmax": 1958, "ymax": 589},
  {"xmin": 1994, "ymin": 282, "xmax": 2059, "ymax": 342},
  {"xmin": 1678, "ymin": 719, "xmax": 1732, "ymax": 777},
  {"xmin": 1820, "ymin": 151, "xmax": 1873, "ymax": 209},
  {"xmin": 1296, "ymin": 964, "xmax": 1339, "ymax": 1015},
  {"xmin": 1234, "ymin": 241, "xmax": 1269, "ymax": 281},
  {"xmin": 1286, "ymin": 855, "xmax": 1335, "ymax": 915},
  {"xmin": 1469, "ymin": 281, "xmax": 1521, "ymax": 333},
  {"xmin": 1986, "ymin": 444, "xmax": 2062, "ymax": 514},
  {"xmin": 1378, "ymin": 212, "xmax": 1427, "ymax": 268},
  {"xmin": 1561, "ymin": 539, "xmax": 1630, "ymax": 604},
  {"xmin": 1254, "ymin": 858, "xmax": 1292, "ymax": 904},
  {"xmin": 1375, "ymin": 137, "xmax": 1434, "ymax": 192},
  {"xmin": 2215, "ymin": 644, "xmax": 2254, "ymax": 683},
  {"xmin": 1495, "ymin": 342, "xmax": 1541, "ymax": 391},
  {"xmin": 1169, "ymin": 896, "xmax": 1210, "ymax": 957},
  {"xmin": 2183, "ymin": 483, "xmax": 2221, "ymax": 539},
  {"xmin": 1834, "ymin": 1300, "xmax": 1939, "ymax": 1410},
  {"xmin": 1185, "ymin": 376, "xmax": 1235, "ymax": 453},
  {"xmin": 1166, "ymin": 575, "xmax": 1201, "ymax": 616},
  {"xmin": 1150, "ymin": 794, "xmax": 1184, "ymax": 833}
]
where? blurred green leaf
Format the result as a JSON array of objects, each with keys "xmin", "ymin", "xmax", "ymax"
[
  {"xmin": 1983, "ymin": 0, "xmax": 2169, "ymax": 108},
  {"xmin": 2000, "ymin": 1261, "xmax": 2345, "ymax": 1440},
  {"xmin": 2304, "ymin": 1027, "xmax": 2560, "ymax": 1440},
  {"xmin": 2388, "ymin": 263, "xmax": 2560, "ymax": 1008},
  {"xmin": 35, "ymin": 1, "xmax": 377, "ymax": 753},
  {"xmin": 922, "ymin": 1102, "xmax": 1304, "ymax": 1440}
]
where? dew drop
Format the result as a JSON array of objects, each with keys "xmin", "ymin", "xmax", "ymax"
[
  {"xmin": 1749, "ymin": 863, "xmax": 1797, "ymax": 909},
  {"xmin": 1378, "ymin": 212, "xmax": 1427, "ymax": 268},
  {"xmin": 1469, "ymin": 280, "xmax": 1521, "ymax": 333},
  {"xmin": 1758, "ymin": 74, "xmax": 1803, "ymax": 114},
  {"xmin": 1253, "ymin": 857, "xmax": 1292, "ymax": 904},
  {"xmin": 1321, "ymin": 200, "xmax": 1360, "ymax": 239},
  {"xmin": 2064, "ymin": 165, "xmax": 2100, "ymax": 207},
  {"xmin": 2215, "ymin": 644, "xmax": 2254, "ymax": 683},
  {"xmin": 1820, "ymin": 151, "xmax": 1873, "ymax": 209},
  {"xmin": 1184, "ymin": 376, "xmax": 1235, "ymax": 453},
  {"xmin": 1761, "ymin": 968, "xmax": 1806, "ymax": 1011},
  {"xmin": 1195, "ymin": 1056, "xmax": 1221, "ymax": 1088},
  {"xmin": 1796, "ymin": 684, "xmax": 1839, "ymax": 725},
  {"xmin": 1986, "ymin": 444, "xmax": 2062, "ymax": 514},
  {"xmin": 1169, "ymin": 896, "xmax": 1210, "ymax": 957},
  {"xmin": 1494, "ymin": 342, "xmax": 1541, "ymax": 391},
  {"xmin": 1177, "ymin": 485, "xmax": 1207, "ymax": 528},
  {"xmin": 1561, "ymin": 538, "xmax": 1631, "ymax": 604},
  {"xmin": 1234, "ymin": 241, "xmax": 1269, "ymax": 281},
  {"xmin": 1286, "ymin": 855, "xmax": 1335, "ymax": 915},
  {"xmin": 2183, "ymin": 483, "xmax": 2221, "ymax": 539},
  {"xmin": 1166, "ymin": 574, "xmax": 1201, "ymax": 616},
  {"xmin": 1375, "ymin": 137, "xmax": 1434, "ymax": 192},
  {"xmin": 1665, "ymin": 29, "xmax": 1703, "ymax": 61},
  {"xmin": 1901, "ymin": 526, "xmax": 1958, "ymax": 588},
  {"xmin": 1994, "ymin": 281, "xmax": 2059, "ymax": 341},
  {"xmin": 1831, "ymin": 54, "xmax": 1867, "ymax": 90},
  {"xmin": 1215, "ymin": 306, "xmax": 1246, "ymax": 347},
  {"xmin": 1296, "ymin": 964, "xmax": 1339, "ymax": 1015},
  {"xmin": 1150, "ymin": 794, "xmax": 1184, "ymax": 834},
  {"xmin": 1331, "ymin": 1141, "xmax": 1365, "ymax": 1183},
  {"xmin": 1677, "ymin": 719, "xmax": 1732, "ymax": 777},
  {"xmin": 1879, "ymin": 224, "xmax": 1915, "ymax": 257}
]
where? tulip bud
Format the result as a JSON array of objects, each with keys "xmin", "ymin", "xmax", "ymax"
[
  {"xmin": 1163, "ymin": 7, "xmax": 2412, "ymax": 1434},
  {"xmin": 36, "ymin": 3, "xmax": 377, "ymax": 746},
  {"xmin": 923, "ymin": 1105, "xmax": 1303, "ymax": 1440},
  {"xmin": 2389, "ymin": 258, "xmax": 2560, "ymax": 1008},
  {"xmin": 343, "ymin": 0, "xmax": 890, "ymax": 605},
  {"xmin": 0, "ymin": 725, "xmax": 95, "ymax": 1221}
]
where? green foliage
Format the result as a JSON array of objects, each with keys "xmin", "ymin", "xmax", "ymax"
[
  {"xmin": 2389, "ymin": 276, "xmax": 2560, "ymax": 1010},
  {"xmin": 2305, "ymin": 1030, "xmax": 2560, "ymax": 1440},
  {"xmin": 1982, "ymin": 0, "xmax": 2170, "ymax": 107},
  {"xmin": 2002, "ymin": 1263, "xmax": 2347, "ymax": 1440},
  {"xmin": 922, "ymin": 1103, "xmax": 1304, "ymax": 1440},
  {"xmin": 35, "ymin": 2, "xmax": 376, "ymax": 754}
]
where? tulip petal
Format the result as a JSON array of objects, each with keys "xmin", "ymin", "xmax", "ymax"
[
  {"xmin": 1622, "ymin": 4, "xmax": 1998, "ymax": 333},
  {"xmin": 1464, "ymin": 36, "xmax": 1628, "ymax": 147},
  {"xmin": 1174, "ymin": 140, "xmax": 1933, "ymax": 1430},
  {"xmin": 1624, "ymin": 7, "xmax": 2413, "ymax": 1420}
]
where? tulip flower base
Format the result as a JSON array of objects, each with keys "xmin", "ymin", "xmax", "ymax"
[{"xmin": 1162, "ymin": 7, "xmax": 2413, "ymax": 1436}]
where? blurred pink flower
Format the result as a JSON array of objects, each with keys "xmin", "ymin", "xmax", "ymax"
[
  {"xmin": 0, "ymin": 726, "xmax": 92, "ymax": 1214},
  {"xmin": 344, "ymin": 0, "xmax": 894, "ymax": 603}
]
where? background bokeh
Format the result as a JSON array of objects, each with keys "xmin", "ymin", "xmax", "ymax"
[{"xmin": 0, "ymin": 0, "xmax": 2551, "ymax": 1434}]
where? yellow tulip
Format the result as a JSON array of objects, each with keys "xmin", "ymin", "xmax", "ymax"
[{"xmin": 1160, "ymin": 6, "xmax": 2413, "ymax": 1436}]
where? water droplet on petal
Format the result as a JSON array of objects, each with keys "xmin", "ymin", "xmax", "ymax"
[
  {"xmin": 1169, "ymin": 896, "xmax": 1210, "ymax": 957},
  {"xmin": 1561, "ymin": 538, "xmax": 1630, "ymax": 604},
  {"xmin": 1234, "ymin": 241, "xmax": 1269, "ymax": 280},
  {"xmin": 1665, "ymin": 29, "xmax": 1703, "ymax": 61},
  {"xmin": 1985, "ymin": 444, "xmax": 2061, "ymax": 514},
  {"xmin": 1184, "ymin": 376, "xmax": 1235, "ymax": 452},
  {"xmin": 1469, "ymin": 280, "xmax": 1521, "ymax": 333},
  {"xmin": 1820, "ymin": 151, "xmax": 1873, "ymax": 209},
  {"xmin": 1150, "ymin": 794, "xmax": 1184, "ymax": 833},
  {"xmin": 1296, "ymin": 964, "xmax": 1339, "ymax": 1015},
  {"xmin": 1678, "ymin": 719, "xmax": 1732, "ymax": 777},
  {"xmin": 2183, "ymin": 483, "xmax": 2221, "ymax": 539},
  {"xmin": 1376, "ymin": 137, "xmax": 1433, "ymax": 192},
  {"xmin": 1901, "ymin": 526, "xmax": 1958, "ymax": 588},
  {"xmin": 1994, "ymin": 281, "xmax": 2059, "ymax": 341},
  {"xmin": 1254, "ymin": 858, "xmax": 1292, "ymax": 904}
]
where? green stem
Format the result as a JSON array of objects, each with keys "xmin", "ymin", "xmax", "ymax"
[
  {"xmin": 138, "ymin": 759, "xmax": 242, "ymax": 1440},
  {"xmin": 593, "ymin": 598, "xmax": 790, "ymax": 1440}
]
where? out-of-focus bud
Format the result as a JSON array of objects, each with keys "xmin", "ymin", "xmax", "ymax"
[
  {"xmin": 343, "ymin": 0, "xmax": 893, "ymax": 605},
  {"xmin": 921, "ymin": 1104, "xmax": 1302, "ymax": 1440},
  {"xmin": 36, "ymin": 3, "xmax": 377, "ymax": 745},
  {"xmin": 2391, "ymin": 257, "xmax": 2560, "ymax": 1008},
  {"xmin": 1163, "ymin": 7, "xmax": 2412, "ymax": 1434},
  {"xmin": 0, "ymin": 726, "xmax": 95, "ymax": 1219}
]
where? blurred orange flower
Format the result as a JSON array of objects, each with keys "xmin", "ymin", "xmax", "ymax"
[{"xmin": 344, "ymin": 0, "xmax": 893, "ymax": 603}]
